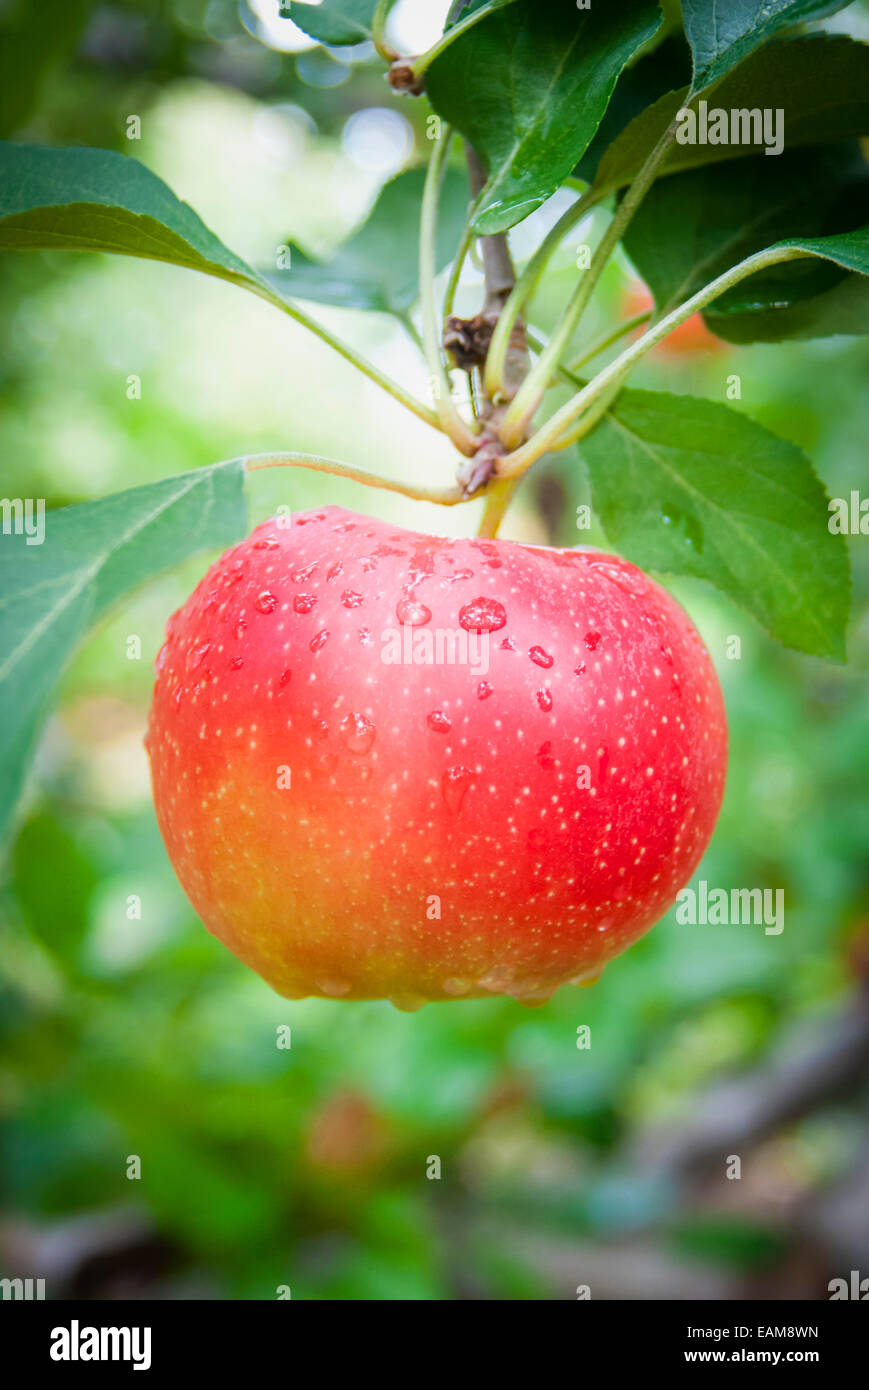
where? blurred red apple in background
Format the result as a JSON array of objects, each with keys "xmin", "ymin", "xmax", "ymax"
[{"xmin": 622, "ymin": 283, "xmax": 728, "ymax": 357}]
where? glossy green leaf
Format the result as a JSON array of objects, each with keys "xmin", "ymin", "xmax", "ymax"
[
  {"xmin": 0, "ymin": 141, "xmax": 263, "ymax": 288},
  {"xmin": 595, "ymin": 36, "xmax": 869, "ymax": 195},
  {"xmin": 265, "ymin": 166, "xmax": 469, "ymax": 314},
  {"xmin": 426, "ymin": 0, "xmax": 662, "ymax": 235},
  {"xmin": 706, "ymin": 273, "xmax": 869, "ymax": 342},
  {"xmin": 682, "ymin": 0, "xmax": 851, "ymax": 91},
  {"xmin": 703, "ymin": 219, "xmax": 869, "ymax": 340},
  {"xmin": 0, "ymin": 462, "xmax": 247, "ymax": 843},
  {"xmin": 624, "ymin": 145, "xmax": 869, "ymax": 324},
  {"xmin": 707, "ymin": 222, "xmax": 869, "ymax": 342},
  {"xmin": 772, "ymin": 224, "xmax": 869, "ymax": 276},
  {"xmin": 581, "ymin": 389, "xmax": 849, "ymax": 659},
  {"xmin": 574, "ymin": 34, "xmax": 693, "ymax": 184},
  {"xmin": 282, "ymin": 1, "xmax": 377, "ymax": 44}
]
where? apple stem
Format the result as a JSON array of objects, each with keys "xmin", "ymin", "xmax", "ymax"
[
  {"xmin": 371, "ymin": 0, "xmax": 399, "ymax": 62},
  {"xmin": 419, "ymin": 125, "xmax": 480, "ymax": 455},
  {"xmin": 244, "ymin": 453, "xmax": 465, "ymax": 506},
  {"xmin": 483, "ymin": 187, "xmax": 601, "ymax": 404},
  {"xmin": 499, "ymin": 244, "xmax": 813, "ymax": 476},
  {"xmin": 388, "ymin": 1, "xmax": 509, "ymax": 90},
  {"xmin": 566, "ymin": 310, "xmax": 652, "ymax": 374},
  {"xmin": 442, "ymin": 216, "xmax": 474, "ymax": 325},
  {"xmin": 498, "ymin": 123, "xmax": 678, "ymax": 449},
  {"xmin": 477, "ymin": 477, "xmax": 519, "ymax": 538}
]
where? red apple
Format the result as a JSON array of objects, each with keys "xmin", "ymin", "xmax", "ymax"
[
  {"xmin": 147, "ymin": 507, "xmax": 727, "ymax": 1008},
  {"xmin": 622, "ymin": 284, "xmax": 727, "ymax": 357}
]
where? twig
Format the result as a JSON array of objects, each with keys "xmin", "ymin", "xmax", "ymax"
[{"xmin": 244, "ymin": 452, "xmax": 464, "ymax": 506}]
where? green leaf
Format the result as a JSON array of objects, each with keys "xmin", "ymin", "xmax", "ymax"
[
  {"xmin": 624, "ymin": 144, "xmax": 869, "ymax": 324},
  {"xmin": 707, "ymin": 223, "xmax": 869, "ymax": 342},
  {"xmin": 265, "ymin": 166, "xmax": 470, "ymax": 314},
  {"xmin": 0, "ymin": 462, "xmax": 247, "ymax": 844},
  {"xmin": 772, "ymin": 224, "xmax": 869, "ymax": 277},
  {"xmin": 711, "ymin": 220, "xmax": 869, "ymax": 338},
  {"xmin": 574, "ymin": 33, "xmax": 693, "ymax": 183},
  {"xmin": 10, "ymin": 811, "xmax": 99, "ymax": 971},
  {"xmin": 706, "ymin": 272, "xmax": 869, "ymax": 342},
  {"xmin": 426, "ymin": 0, "xmax": 663, "ymax": 235},
  {"xmin": 580, "ymin": 389, "xmax": 850, "ymax": 660},
  {"xmin": 0, "ymin": 141, "xmax": 264, "ymax": 289},
  {"xmin": 682, "ymin": 0, "xmax": 851, "ymax": 92},
  {"xmin": 282, "ymin": 1, "xmax": 377, "ymax": 44},
  {"xmin": 595, "ymin": 36, "xmax": 869, "ymax": 195}
]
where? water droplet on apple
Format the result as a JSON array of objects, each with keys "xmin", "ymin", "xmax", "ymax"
[
  {"xmin": 536, "ymin": 688, "xmax": 553, "ymax": 712},
  {"xmin": 255, "ymin": 591, "xmax": 279, "ymax": 614},
  {"xmin": 187, "ymin": 641, "xmax": 211, "ymax": 670},
  {"xmin": 294, "ymin": 593, "xmax": 317, "ymax": 614},
  {"xmin": 571, "ymin": 970, "xmax": 603, "ymax": 989},
  {"xmin": 515, "ymin": 993, "xmax": 553, "ymax": 1009},
  {"xmin": 340, "ymin": 712, "xmax": 376, "ymax": 754},
  {"xmin": 588, "ymin": 559, "xmax": 646, "ymax": 597},
  {"xmin": 341, "ymin": 590, "xmax": 364, "ymax": 609},
  {"xmin": 396, "ymin": 597, "xmax": 432, "ymax": 626},
  {"xmin": 390, "ymin": 994, "xmax": 426, "ymax": 1012},
  {"xmin": 537, "ymin": 741, "xmax": 555, "ymax": 770},
  {"xmin": 441, "ymin": 764, "xmax": 475, "ymax": 813},
  {"xmin": 458, "ymin": 597, "xmax": 507, "ymax": 633},
  {"xmin": 529, "ymin": 645, "xmax": 554, "ymax": 669},
  {"xmin": 477, "ymin": 681, "xmax": 493, "ymax": 700},
  {"xmin": 310, "ymin": 629, "xmax": 329, "ymax": 652},
  {"xmin": 318, "ymin": 978, "xmax": 350, "ymax": 997},
  {"xmin": 584, "ymin": 630, "xmax": 601, "ymax": 650},
  {"xmin": 479, "ymin": 965, "xmax": 513, "ymax": 992},
  {"xmin": 427, "ymin": 710, "xmax": 451, "ymax": 734}
]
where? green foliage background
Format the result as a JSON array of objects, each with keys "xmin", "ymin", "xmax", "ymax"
[{"xmin": 1, "ymin": 0, "xmax": 868, "ymax": 1299}]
